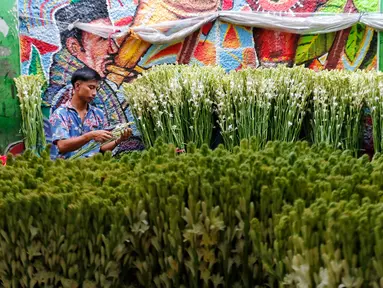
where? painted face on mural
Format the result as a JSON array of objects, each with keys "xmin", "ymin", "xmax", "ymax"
[{"xmin": 66, "ymin": 18, "xmax": 118, "ymax": 77}]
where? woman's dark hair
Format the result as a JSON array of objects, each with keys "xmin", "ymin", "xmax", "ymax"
[{"xmin": 71, "ymin": 67, "xmax": 102, "ymax": 86}]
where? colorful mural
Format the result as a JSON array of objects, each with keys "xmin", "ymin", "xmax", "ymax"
[
  {"xmin": 0, "ymin": 0, "xmax": 380, "ymax": 152},
  {"xmin": 0, "ymin": 0, "xmax": 22, "ymax": 153}
]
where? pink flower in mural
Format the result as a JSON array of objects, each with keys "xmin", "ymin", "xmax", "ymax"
[
  {"xmin": 20, "ymin": 35, "xmax": 59, "ymax": 62},
  {"xmin": 0, "ymin": 155, "xmax": 6, "ymax": 166}
]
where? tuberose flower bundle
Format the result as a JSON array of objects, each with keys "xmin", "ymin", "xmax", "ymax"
[
  {"xmin": 124, "ymin": 64, "xmax": 223, "ymax": 149},
  {"xmin": 216, "ymin": 66, "xmax": 313, "ymax": 150},
  {"xmin": 1, "ymin": 140, "xmax": 383, "ymax": 286},
  {"xmin": 312, "ymin": 70, "xmax": 371, "ymax": 155},
  {"xmin": 364, "ymin": 71, "xmax": 383, "ymax": 153},
  {"xmin": 123, "ymin": 65, "xmax": 383, "ymax": 154},
  {"xmin": 69, "ymin": 122, "xmax": 134, "ymax": 160},
  {"xmin": 14, "ymin": 75, "xmax": 47, "ymax": 155}
]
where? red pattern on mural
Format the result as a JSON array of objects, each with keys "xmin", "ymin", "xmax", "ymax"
[
  {"xmin": 114, "ymin": 16, "xmax": 133, "ymax": 26},
  {"xmin": 254, "ymin": 30, "xmax": 298, "ymax": 65},
  {"xmin": 202, "ymin": 22, "xmax": 214, "ymax": 36},
  {"xmin": 222, "ymin": 0, "xmax": 234, "ymax": 10},
  {"xmin": 20, "ymin": 35, "xmax": 58, "ymax": 62},
  {"xmin": 193, "ymin": 41, "xmax": 216, "ymax": 65},
  {"xmin": 223, "ymin": 24, "xmax": 241, "ymax": 49},
  {"xmin": 147, "ymin": 43, "xmax": 183, "ymax": 63}
]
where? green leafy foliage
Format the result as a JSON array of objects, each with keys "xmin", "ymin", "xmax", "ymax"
[
  {"xmin": 1, "ymin": 141, "xmax": 383, "ymax": 287},
  {"xmin": 353, "ymin": 0, "xmax": 378, "ymax": 12},
  {"xmin": 295, "ymin": 33, "xmax": 336, "ymax": 65},
  {"xmin": 28, "ymin": 46, "xmax": 48, "ymax": 93},
  {"xmin": 345, "ymin": 24, "xmax": 367, "ymax": 63},
  {"xmin": 317, "ymin": 0, "xmax": 347, "ymax": 13}
]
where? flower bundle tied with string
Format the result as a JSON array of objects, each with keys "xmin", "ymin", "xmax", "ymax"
[
  {"xmin": 124, "ymin": 64, "xmax": 223, "ymax": 149},
  {"xmin": 69, "ymin": 122, "xmax": 134, "ymax": 160},
  {"xmin": 311, "ymin": 70, "xmax": 366, "ymax": 155},
  {"xmin": 14, "ymin": 75, "xmax": 47, "ymax": 155}
]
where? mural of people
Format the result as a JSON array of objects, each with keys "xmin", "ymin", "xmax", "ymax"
[
  {"xmin": 105, "ymin": 0, "xmax": 224, "ymax": 85},
  {"xmin": 45, "ymin": 0, "xmax": 129, "ymax": 127},
  {"xmin": 41, "ymin": 0, "xmax": 379, "ymax": 118},
  {"xmin": 42, "ymin": 0, "xmax": 231, "ymax": 155},
  {"xmin": 42, "ymin": 0, "xmax": 144, "ymax": 155}
]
